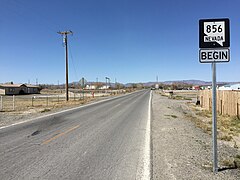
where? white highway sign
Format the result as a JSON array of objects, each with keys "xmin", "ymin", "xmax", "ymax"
[
  {"xmin": 203, "ymin": 21, "xmax": 225, "ymax": 46},
  {"xmin": 199, "ymin": 18, "xmax": 230, "ymax": 48},
  {"xmin": 199, "ymin": 49, "xmax": 229, "ymax": 63}
]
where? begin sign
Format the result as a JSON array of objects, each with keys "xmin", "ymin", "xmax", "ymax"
[{"xmin": 199, "ymin": 49, "xmax": 229, "ymax": 63}]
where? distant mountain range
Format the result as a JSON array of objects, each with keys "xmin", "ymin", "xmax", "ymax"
[
  {"xmin": 3, "ymin": 80, "xmax": 239, "ymax": 88},
  {"xmin": 68, "ymin": 80, "xmax": 240, "ymax": 87},
  {"xmin": 130, "ymin": 80, "xmax": 240, "ymax": 87}
]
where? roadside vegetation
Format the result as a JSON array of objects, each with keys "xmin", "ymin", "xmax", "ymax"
[
  {"xmin": 159, "ymin": 89, "xmax": 240, "ymax": 145},
  {"xmin": 164, "ymin": 114, "xmax": 178, "ymax": 119},
  {"xmin": 158, "ymin": 89, "xmax": 240, "ymax": 169},
  {"xmin": 187, "ymin": 106, "xmax": 240, "ymax": 142},
  {"xmin": 187, "ymin": 101, "xmax": 240, "ymax": 169},
  {"xmin": 0, "ymin": 88, "xmax": 137, "ymax": 114}
]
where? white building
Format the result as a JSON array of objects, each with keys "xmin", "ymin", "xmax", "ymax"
[
  {"xmin": 99, "ymin": 85, "xmax": 110, "ymax": 90},
  {"xmin": 218, "ymin": 83, "xmax": 240, "ymax": 90},
  {"xmin": 85, "ymin": 84, "xmax": 96, "ymax": 90}
]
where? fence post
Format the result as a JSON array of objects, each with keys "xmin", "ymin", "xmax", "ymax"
[
  {"xmin": 237, "ymin": 103, "xmax": 239, "ymax": 119},
  {"xmin": 209, "ymin": 98, "xmax": 211, "ymax": 111},
  {"xmin": 13, "ymin": 95, "xmax": 15, "ymax": 111},
  {"xmin": 220, "ymin": 100, "xmax": 223, "ymax": 115},
  {"xmin": 0, "ymin": 96, "xmax": 2, "ymax": 111},
  {"xmin": 46, "ymin": 96, "xmax": 48, "ymax": 107},
  {"xmin": 32, "ymin": 97, "xmax": 34, "ymax": 107}
]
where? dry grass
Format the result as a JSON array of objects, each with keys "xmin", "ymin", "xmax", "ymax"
[
  {"xmin": 164, "ymin": 114, "xmax": 178, "ymax": 119},
  {"xmin": 218, "ymin": 115, "xmax": 240, "ymax": 136},
  {"xmin": 1, "ymin": 96, "xmax": 97, "ymax": 115},
  {"xmin": 184, "ymin": 112, "xmax": 212, "ymax": 135},
  {"xmin": 234, "ymin": 155, "xmax": 240, "ymax": 168},
  {"xmin": 40, "ymin": 89, "xmax": 65, "ymax": 94},
  {"xmin": 0, "ymin": 89, "xmax": 128, "ymax": 115},
  {"xmin": 171, "ymin": 95, "xmax": 192, "ymax": 101},
  {"xmin": 184, "ymin": 102, "xmax": 240, "ymax": 148},
  {"xmin": 220, "ymin": 155, "xmax": 240, "ymax": 169},
  {"xmin": 185, "ymin": 107, "xmax": 240, "ymax": 169},
  {"xmin": 159, "ymin": 90, "xmax": 198, "ymax": 101},
  {"xmin": 221, "ymin": 158, "xmax": 235, "ymax": 167},
  {"xmin": 40, "ymin": 108, "xmax": 51, "ymax": 113},
  {"xmin": 195, "ymin": 110, "xmax": 212, "ymax": 118}
]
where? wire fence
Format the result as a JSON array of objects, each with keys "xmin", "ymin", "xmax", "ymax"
[
  {"xmin": 0, "ymin": 89, "xmax": 131, "ymax": 112},
  {"xmin": 0, "ymin": 91, "xmax": 111, "ymax": 112}
]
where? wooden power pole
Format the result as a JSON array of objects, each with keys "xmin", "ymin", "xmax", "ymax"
[{"xmin": 58, "ymin": 30, "xmax": 73, "ymax": 101}]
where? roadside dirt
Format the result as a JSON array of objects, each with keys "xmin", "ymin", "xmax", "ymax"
[
  {"xmin": 0, "ymin": 90, "xmax": 133, "ymax": 128},
  {"xmin": 152, "ymin": 91, "xmax": 240, "ymax": 179},
  {"xmin": 0, "ymin": 95, "xmax": 111, "ymax": 128}
]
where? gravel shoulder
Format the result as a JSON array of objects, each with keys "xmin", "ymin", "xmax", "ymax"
[{"xmin": 152, "ymin": 91, "xmax": 240, "ymax": 179}]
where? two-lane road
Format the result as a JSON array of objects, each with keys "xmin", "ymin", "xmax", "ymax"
[{"xmin": 0, "ymin": 90, "xmax": 151, "ymax": 180}]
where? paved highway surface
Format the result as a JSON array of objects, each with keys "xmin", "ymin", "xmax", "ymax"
[{"xmin": 0, "ymin": 90, "xmax": 151, "ymax": 180}]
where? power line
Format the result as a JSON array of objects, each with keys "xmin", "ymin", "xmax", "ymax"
[{"xmin": 68, "ymin": 44, "xmax": 79, "ymax": 81}]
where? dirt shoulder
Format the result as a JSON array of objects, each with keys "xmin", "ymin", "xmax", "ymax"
[{"xmin": 152, "ymin": 91, "xmax": 240, "ymax": 180}]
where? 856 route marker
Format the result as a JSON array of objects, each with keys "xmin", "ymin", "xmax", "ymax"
[{"xmin": 199, "ymin": 18, "xmax": 230, "ymax": 174}]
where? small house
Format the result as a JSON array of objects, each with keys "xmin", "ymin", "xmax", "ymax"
[
  {"xmin": 85, "ymin": 84, "xmax": 97, "ymax": 90},
  {"xmin": 0, "ymin": 83, "xmax": 41, "ymax": 95},
  {"xmin": 218, "ymin": 83, "xmax": 240, "ymax": 91},
  {"xmin": 192, "ymin": 86, "xmax": 200, "ymax": 90}
]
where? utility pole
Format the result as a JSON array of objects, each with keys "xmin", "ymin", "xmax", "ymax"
[
  {"xmin": 105, "ymin": 77, "xmax": 108, "ymax": 90},
  {"xmin": 58, "ymin": 30, "xmax": 73, "ymax": 101},
  {"xmin": 96, "ymin": 77, "xmax": 98, "ymax": 89},
  {"xmin": 105, "ymin": 77, "xmax": 111, "ymax": 90}
]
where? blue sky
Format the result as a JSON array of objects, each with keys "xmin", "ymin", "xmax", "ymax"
[{"xmin": 0, "ymin": 0, "xmax": 239, "ymax": 84}]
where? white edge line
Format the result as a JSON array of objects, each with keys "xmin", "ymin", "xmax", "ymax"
[
  {"xmin": 0, "ymin": 91, "xmax": 142, "ymax": 130},
  {"xmin": 143, "ymin": 90, "xmax": 152, "ymax": 179}
]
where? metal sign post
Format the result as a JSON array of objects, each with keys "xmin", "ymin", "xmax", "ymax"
[
  {"xmin": 199, "ymin": 18, "xmax": 230, "ymax": 174},
  {"xmin": 79, "ymin": 77, "xmax": 87, "ymax": 100},
  {"xmin": 0, "ymin": 96, "xmax": 3, "ymax": 111},
  {"xmin": 212, "ymin": 62, "xmax": 217, "ymax": 173}
]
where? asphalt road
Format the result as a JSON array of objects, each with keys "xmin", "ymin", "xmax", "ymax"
[{"xmin": 0, "ymin": 90, "xmax": 151, "ymax": 180}]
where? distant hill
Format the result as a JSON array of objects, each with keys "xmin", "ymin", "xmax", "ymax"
[
  {"xmin": 163, "ymin": 80, "xmax": 208, "ymax": 85},
  {"xmin": 139, "ymin": 80, "xmax": 206, "ymax": 87},
  {"xmin": 139, "ymin": 80, "xmax": 240, "ymax": 87},
  {"xmin": 56, "ymin": 80, "xmax": 240, "ymax": 88}
]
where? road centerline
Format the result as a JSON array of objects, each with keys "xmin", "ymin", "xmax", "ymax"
[{"xmin": 42, "ymin": 125, "xmax": 80, "ymax": 145}]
